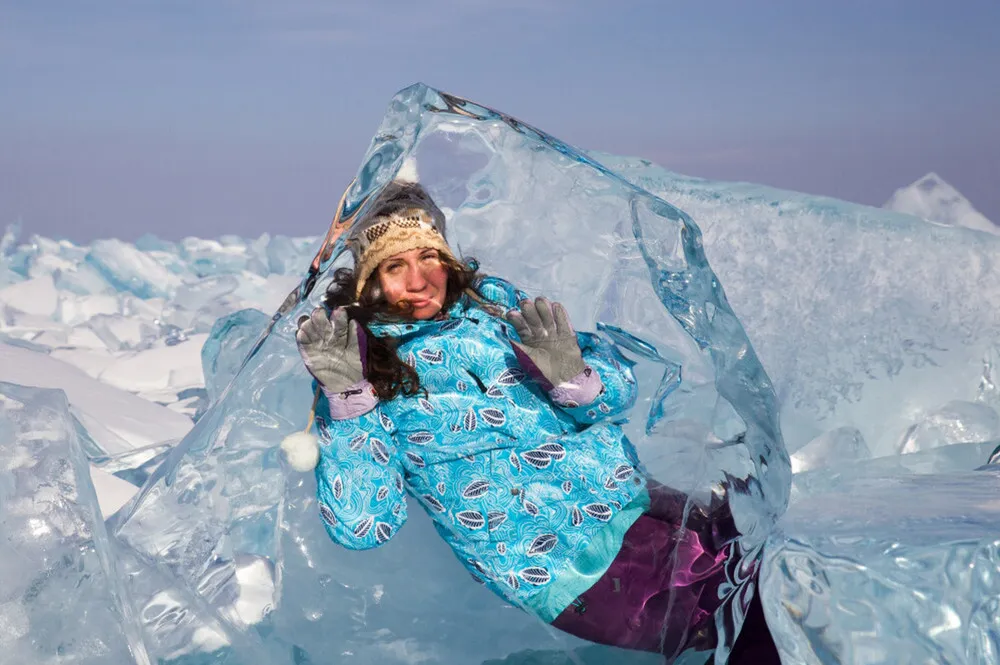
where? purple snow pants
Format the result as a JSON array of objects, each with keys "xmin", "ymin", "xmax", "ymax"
[{"xmin": 551, "ymin": 483, "xmax": 781, "ymax": 664}]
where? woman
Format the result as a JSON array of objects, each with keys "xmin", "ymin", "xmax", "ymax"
[{"xmin": 288, "ymin": 176, "xmax": 780, "ymax": 663}]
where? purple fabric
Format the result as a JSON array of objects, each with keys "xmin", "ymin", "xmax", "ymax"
[
  {"xmin": 548, "ymin": 366, "xmax": 603, "ymax": 407},
  {"xmin": 551, "ymin": 484, "xmax": 780, "ymax": 664},
  {"xmin": 322, "ymin": 380, "xmax": 379, "ymax": 420}
]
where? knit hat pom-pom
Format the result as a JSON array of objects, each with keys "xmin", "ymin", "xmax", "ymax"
[
  {"xmin": 281, "ymin": 431, "xmax": 320, "ymax": 472},
  {"xmin": 395, "ymin": 157, "xmax": 419, "ymax": 183}
]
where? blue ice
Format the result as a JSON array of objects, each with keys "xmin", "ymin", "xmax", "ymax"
[{"xmin": 0, "ymin": 83, "xmax": 998, "ymax": 664}]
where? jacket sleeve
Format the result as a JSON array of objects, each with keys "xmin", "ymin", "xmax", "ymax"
[
  {"xmin": 313, "ymin": 386, "xmax": 408, "ymax": 550},
  {"xmin": 474, "ymin": 275, "xmax": 530, "ymax": 311},
  {"xmin": 551, "ymin": 331, "xmax": 638, "ymax": 425}
]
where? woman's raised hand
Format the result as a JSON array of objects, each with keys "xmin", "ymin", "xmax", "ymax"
[
  {"xmin": 505, "ymin": 297, "xmax": 586, "ymax": 386},
  {"xmin": 295, "ymin": 308, "xmax": 365, "ymax": 392}
]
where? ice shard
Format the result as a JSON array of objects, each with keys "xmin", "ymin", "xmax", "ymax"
[
  {"xmin": 201, "ymin": 308, "xmax": 270, "ymax": 403},
  {"xmin": 0, "ymin": 381, "xmax": 151, "ymax": 664}
]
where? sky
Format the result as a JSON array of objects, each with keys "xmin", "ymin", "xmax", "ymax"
[{"xmin": 2, "ymin": 0, "xmax": 998, "ymax": 242}]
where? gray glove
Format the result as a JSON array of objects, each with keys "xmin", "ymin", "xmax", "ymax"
[
  {"xmin": 505, "ymin": 297, "xmax": 586, "ymax": 387},
  {"xmin": 295, "ymin": 308, "xmax": 364, "ymax": 392}
]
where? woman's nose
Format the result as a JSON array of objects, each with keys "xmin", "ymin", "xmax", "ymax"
[{"xmin": 405, "ymin": 264, "xmax": 428, "ymax": 290}]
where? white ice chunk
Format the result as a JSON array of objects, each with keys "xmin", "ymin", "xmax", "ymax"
[
  {"xmin": 87, "ymin": 313, "xmax": 157, "ymax": 351},
  {"xmin": 0, "ymin": 343, "xmax": 192, "ymax": 449},
  {"xmin": 1, "ymin": 312, "xmax": 66, "ymax": 345},
  {"xmin": 86, "ymin": 239, "xmax": 183, "ymax": 299},
  {"xmin": 172, "ymin": 275, "xmax": 239, "ymax": 311},
  {"xmin": 121, "ymin": 294, "xmax": 165, "ymax": 320},
  {"xmin": 50, "ymin": 347, "xmax": 116, "ymax": 379},
  {"xmin": 0, "ymin": 274, "xmax": 58, "ymax": 317},
  {"xmin": 52, "ymin": 261, "xmax": 115, "ymax": 295},
  {"xmin": 233, "ymin": 272, "xmax": 299, "ymax": 311},
  {"xmin": 896, "ymin": 400, "xmax": 1000, "ymax": 454},
  {"xmin": 26, "ymin": 250, "xmax": 78, "ymax": 279},
  {"xmin": 98, "ymin": 334, "xmax": 207, "ymax": 394},
  {"xmin": 884, "ymin": 172, "xmax": 999, "ymax": 235},
  {"xmin": 790, "ymin": 426, "xmax": 870, "ymax": 474},
  {"xmin": 228, "ymin": 554, "xmax": 277, "ymax": 627},
  {"xmin": 0, "ymin": 222, "xmax": 19, "ymax": 256},
  {"xmin": 25, "ymin": 325, "xmax": 71, "ymax": 349},
  {"xmin": 89, "ymin": 464, "xmax": 140, "ymax": 518},
  {"xmin": 65, "ymin": 324, "xmax": 114, "ymax": 350},
  {"xmin": 54, "ymin": 292, "xmax": 120, "ymax": 326},
  {"xmin": 180, "ymin": 237, "xmax": 249, "ymax": 276}
]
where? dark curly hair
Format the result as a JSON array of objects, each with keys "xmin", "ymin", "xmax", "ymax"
[{"xmin": 323, "ymin": 252, "xmax": 483, "ymax": 401}]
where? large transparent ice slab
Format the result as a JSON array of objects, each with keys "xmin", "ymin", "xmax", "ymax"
[
  {"xmin": 111, "ymin": 84, "xmax": 789, "ymax": 664},
  {"xmin": 600, "ymin": 155, "xmax": 1000, "ymax": 460},
  {"xmin": 763, "ymin": 464, "xmax": 1000, "ymax": 664},
  {"xmin": 201, "ymin": 308, "xmax": 270, "ymax": 403},
  {"xmin": 0, "ymin": 381, "xmax": 150, "ymax": 663},
  {"xmin": 791, "ymin": 440, "xmax": 998, "ymax": 499}
]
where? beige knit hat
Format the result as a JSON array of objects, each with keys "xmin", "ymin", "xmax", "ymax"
[
  {"xmin": 349, "ymin": 208, "xmax": 455, "ymax": 298},
  {"xmin": 346, "ymin": 163, "xmax": 456, "ymax": 298}
]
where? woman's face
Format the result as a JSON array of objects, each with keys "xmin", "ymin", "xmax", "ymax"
[{"xmin": 376, "ymin": 247, "xmax": 449, "ymax": 320}]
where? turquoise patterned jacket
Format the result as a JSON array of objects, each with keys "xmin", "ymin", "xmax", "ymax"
[{"xmin": 313, "ymin": 277, "xmax": 644, "ymax": 612}]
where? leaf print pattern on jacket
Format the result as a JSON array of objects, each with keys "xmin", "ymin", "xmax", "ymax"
[
  {"xmin": 313, "ymin": 276, "xmax": 643, "ymax": 613},
  {"xmin": 315, "ymin": 406, "xmax": 407, "ymax": 550}
]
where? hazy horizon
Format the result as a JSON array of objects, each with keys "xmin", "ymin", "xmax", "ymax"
[{"xmin": 2, "ymin": 1, "xmax": 998, "ymax": 243}]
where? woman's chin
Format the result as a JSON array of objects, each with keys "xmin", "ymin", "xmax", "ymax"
[
  {"xmin": 408, "ymin": 300, "xmax": 442, "ymax": 319},
  {"xmin": 412, "ymin": 307, "xmax": 441, "ymax": 320}
]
